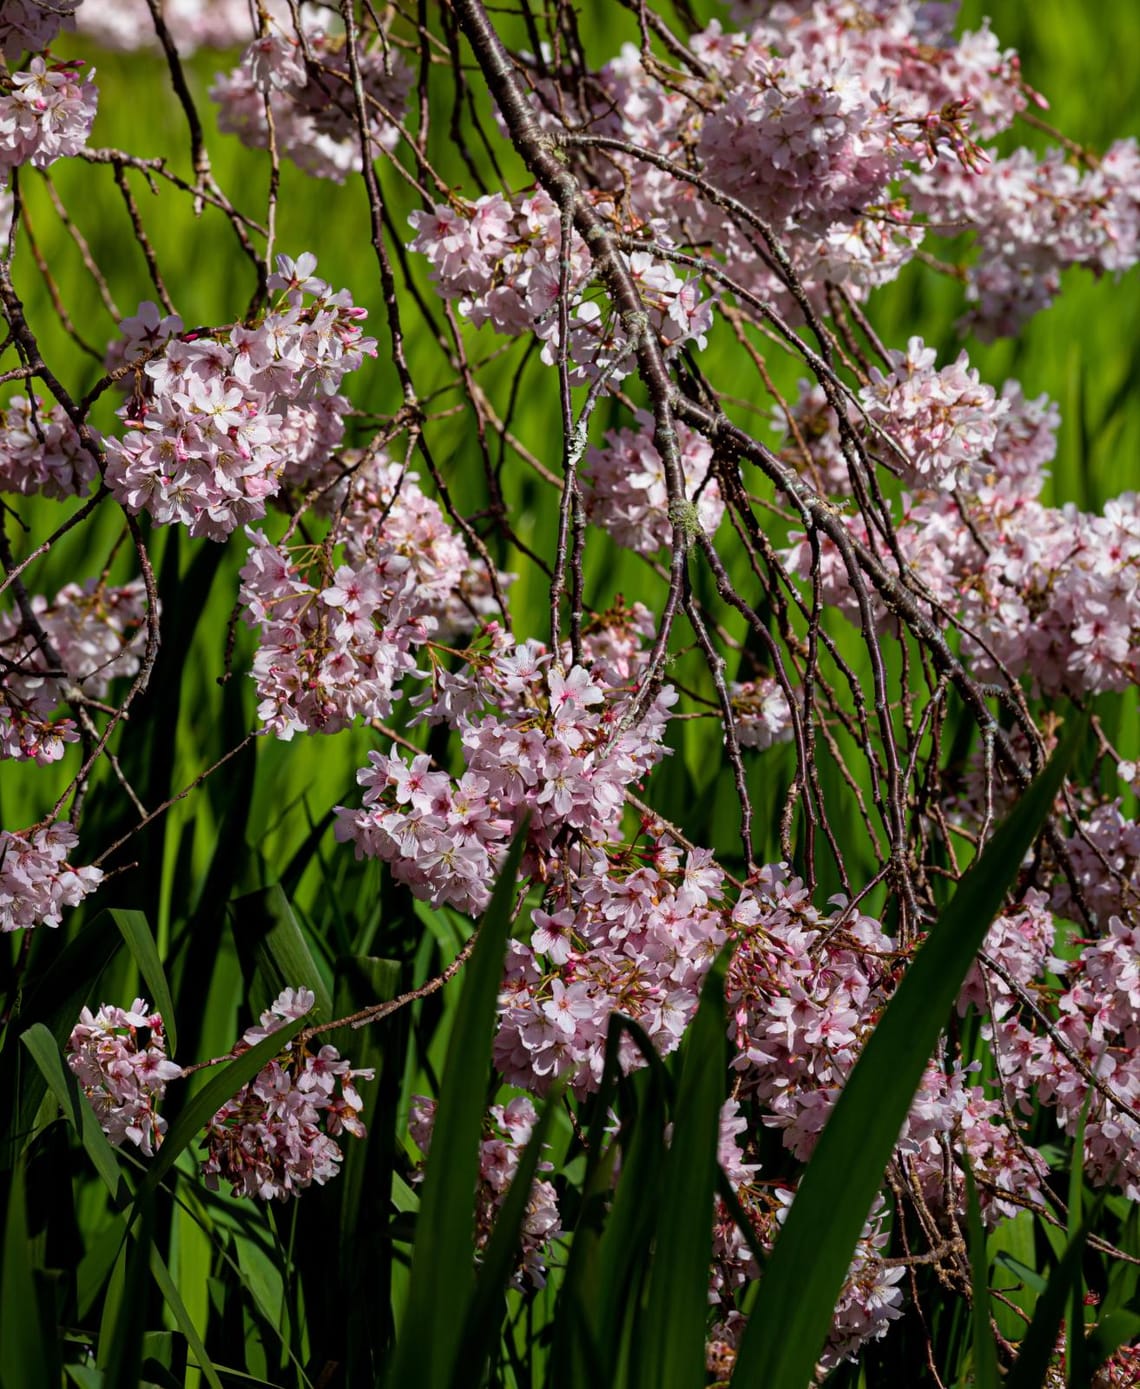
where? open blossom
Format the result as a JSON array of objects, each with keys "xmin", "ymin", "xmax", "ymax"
[
  {"xmin": 729, "ymin": 678, "xmax": 794, "ymax": 751},
  {"xmin": 0, "ymin": 57, "xmax": 98, "ymax": 173},
  {"xmin": 408, "ymin": 190, "xmax": 710, "ymax": 385},
  {"xmin": 912, "ymin": 140, "xmax": 1140, "ymax": 337},
  {"xmin": 698, "ymin": 44, "xmax": 900, "ymax": 236},
  {"xmin": 203, "ymin": 987, "xmax": 374, "ymax": 1201},
  {"xmin": 0, "ymin": 0, "xmax": 80, "ymax": 59},
  {"xmin": 410, "ymin": 1095, "xmax": 563, "ymax": 1289},
  {"xmin": 1, "ymin": 577, "xmax": 149, "ymax": 763},
  {"xmin": 212, "ymin": 27, "xmax": 411, "ymax": 183},
  {"xmin": 0, "ymin": 821, "xmax": 103, "ymax": 932},
  {"xmin": 583, "ymin": 410, "xmax": 723, "ymax": 554},
  {"xmin": 335, "ymin": 626, "xmax": 677, "ymax": 918},
  {"xmin": 67, "ymin": 1000, "xmax": 181, "ymax": 1156},
  {"xmin": 710, "ymin": 1157, "xmax": 905, "ymax": 1375},
  {"xmin": 238, "ymin": 452, "xmax": 499, "ymax": 738},
  {"xmin": 0, "ymin": 395, "xmax": 97, "ymax": 500},
  {"xmin": 76, "ymin": 0, "xmax": 277, "ymax": 52},
  {"xmin": 104, "ymin": 256, "xmax": 376, "ymax": 540},
  {"xmin": 860, "ymin": 336, "xmax": 1007, "ymax": 491}
]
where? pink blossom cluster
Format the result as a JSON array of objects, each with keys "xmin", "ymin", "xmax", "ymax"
[
  {"xmin": 959, "ymin": 889, "xmax": 1056, "ymax": 1021},
  {"xmin": 560, "ymin": 598, "xmax": 658, "ymax": 689},
  {"xmin": 522, "ymin": 4, "xmax": 1020, "ymax": 313},
  {"xmin": 66, "ymin": 999, "xmax": 181, "ymax": 1155},
  {"xmin": 0, "ymin": 820, "xmax": 103, "ymax": 932},
  {"xmin": 0, "ymin": 56, "xmax": 98, "ymax": 174},
  {"xmin": 777, "ymin": 374, "xmax": 1057, "ymax": 500},
  {"xmin": 903, "ymin": 1057, "xmax": 1049, "ymax": 1226},
  {"xmin": 104, "ymin": 256, "xmax": 376, "ymax": 540},
  {"xmin": 1, "ymin": 576, "xmax": 148, "ymax": 763},
  {"xmin": 729, "ymin": 678, "xmax": 794, "ymax": 751},
  {"xmin": 409, "ymin": 1094, "xmax": 562, "ymax": 1289},
  {"xmin": 810, "ymin": 1192, "xmax": 907, "ymax": 1370},
  {"xmin": 709, "ymin": 1178, "xmax": 904, "ymax": 1377},
  {"xmin": 0, "ymin": 0, "xmax": 79, "ymax": 59},
  {"xmin": 335, "ymin": 622, "xmax": 676, "ymax": 917},
  {"xmin": 911, "ymin": 139, "xmax": 1140, "ymax": 336},
  {"xmin": 0, "ymin": 394, "xmax": 97, "ymax": 499},
  {"xmin": 727, "ymin": 865, "xmax": 897, "ymax": 1160},
  {"xmin": 697, "ymin": 41, "xmax": 900, "ymax": 238},
  {"xmin": 494, "ymin": 2, "xmax": 1140, "ymax": 337},
  {"xmin": 582, "ymin": 410, "xmax": 723, "ymax": 554},
  {"xmin": 238, "ymin": 452, "xmax": 499, "ymax": 738},
  {"xmin": 212, "ymin": 25, "xmax": 411, "ymax": 183},
  {"xmin": 983, "ymin": 916, "xmax": 1140, "ymax": 1201},
  {"xmin": 297, "ymin": 453, "xmax": 502, "ymax": 639},
  {"xmin": 709, "ymin": 1100, "xmax": 760, "ymax": 1307},
  {"xmin": 706, "ymin": 5, "xmax": 1026, "ymax": 144},
  {"xmin": 911, "ymin": 486, "xmax": 1140, "ymax": 696},
  {"xmin": 408, "ymin": 190, "xmax": 711, "ymax": 384},
  {"xmin": 783, "ymin": 372, "xmax": 1140, "ymax": 697},
  {"xmin": 237, "ymin": 526, "xmax": 426, "ymax": 739},
  {"xmin": 495, "ymin": 838, "xmax": 727, "ymax": 1092},
  {"xmin": 203, "ymin": 987, "xmax": 374, "ymax": 1201},
  {"xmin": 726, "ymin": 867, "xmax": 1050, "ymax": 1226},
  {"xmin": 859, "ymin": 336, "xmax": 1008, "ymax": 492},
  {"xmin": 75, "ymin": 0, "xmax": 295, "ymax": 53},
  {"xmin": 1054, "ymin": 803, "xmax": 1140, "ymax": 928}
]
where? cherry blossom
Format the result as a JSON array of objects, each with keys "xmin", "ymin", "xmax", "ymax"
[
  {"xmin": 1, "ymin": 821, "xmax": 103, "ymax": 932},
  {"xmin": 104, "ymin": 255, "xmax": 376, "ymax": 539},
  {"xmin": 583, "ymin": 410, "xmax": 723, "ymax": 555},
  {"xmin": 0, "ymin": 0, "xmax": 80, "ymax": 60},
  {"xmin": 202, "ymin": 987, "xmax": 374, "ymax": 1201},
  {"xmin": 410, "ymin": 1094, "xmax": 563, "ymax": 1289},
  {"xmin": 67, "ymin": 1000, "xmax": 181, "ymax": 1155},
  {"xmin": 212, "ymin": 24, "xmax": 411, "ymax": 182},
  {"xmin": 0, "ymin": 56, "xmax": 98, "ymax": 173},
  {"xmin": 1, "ymin": 577, "xmax": 149, "ymax": 764},
  {"xmin": 0, "ymin": 395, "xmax": 97, "ymax": 500}
]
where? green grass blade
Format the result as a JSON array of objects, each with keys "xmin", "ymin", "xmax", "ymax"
[
  {"xmin": 2, "ymin": 911, "xmax": 120, "ymax": 1167},
  {"xmin": 732, "ymin": 711, "xmax": 1086, "ymax": 1388},
  {"xmin": 332, "ymin": 955, "xmax": 402, "ymax": 1382},
  {"xmin": 588, "ymin": 1019, "xmax": 673, "ymax": 1372},
  {"xmin": 452, "ymin": 1078, "xmax": 567, "ymax": 1388},
  {"xmin": 994, "ymin": 1250, "xmax": 1047, "ymax": 1296},
  {"xmin": 146, "ymin": 1243, "xmax": 224, "ymax": 1389},
  {"xmin": 21, "ymin": 1022, "xmax": 127, "ymax": 1202},
  {"xmin": 108, "ymin": 910, "xmax": 178, "ymax": 1055},
  {"xmin": 385, "ymin": 827, "xmax": 527, "ymax": 1389},
  {"xmin": 76, "ymin": 1215, "xmax": 130, "ymax": 1321},
  {"xmin": 98, "ymin": 1197, "xmax": 150, "ymax": 1389},
  {"xmin": 964, "ymin": 1163, "xmax": 999, "ymax": 1389},
  {"xmin": 1006, "ymin": 1223, "xmax": 1093, "ymax": 1389},
  {"xmin": 138, "ymin": 1011, "xmax": 309, "ymax": 1202},
  {"xmin": 228, "ymin": 882, "xmax": 334, "ymax": 1021},
  {"xmin": 1067, "ymin": 1101, "xmax": 1091, "ymax": 1389},
  {"xmin": 637, "ymin": 950, "xmax": 729, "ymax": 1389},
  {"xmin": 0, "ymin": 1155, "xmax": 57, "ymax": 1389}
]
